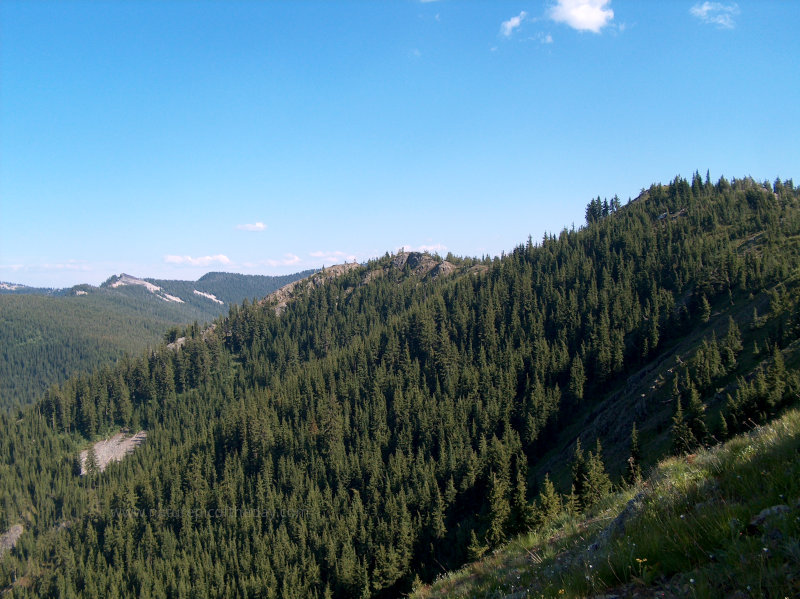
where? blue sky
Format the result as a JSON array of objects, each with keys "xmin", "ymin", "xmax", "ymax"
[{"xmin": 1, "ymin": 0, "xmax": 798, "ymax": 287}]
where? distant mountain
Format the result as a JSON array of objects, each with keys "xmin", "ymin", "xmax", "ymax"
[
  {"xmin": 0, "ymin": 269, "xmax": 315, "ymax": 409},
  {"xmin": 0, "ymin": 282, "xmax": 59, "ymax": 295}
]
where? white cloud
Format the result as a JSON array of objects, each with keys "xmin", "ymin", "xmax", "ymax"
[
  {"xmin": 690, "ymin": 2, "xmax": 739, "ymax": 29},
  {"xmin": 265, "ymin": 254, "xmax": 302, "ymax": 267},
  {"xmin": 400, "ymin": 243, "xmax": 448, "ymax": 255},
  {"xmin": 236, "ymin": 222, "xmax": 266, "ymax": 231},
  {"xmin": 310, "ymin": 250, "xmax": 345, "ymax": 258},
  {"xmin": 541, "ymin": 33, "xmax": 554, "ymax": 44},
  {"xmin": 309, "ymin": 250, "xmax": 358, "ymax": 264},
  {"xmin": 42, "ymin": 260, "xmax": 91, "ymax": 271},
  {"xmin": 549, "ymin": 0, "xmax": 614, "ymax": 33},
  {"xmin": 501, "ymin": 11, "xmax": 527, "ymax": 37},
  {"xmin": 164, "ymin": 254, "xmax": 231, "ymax": 266}
]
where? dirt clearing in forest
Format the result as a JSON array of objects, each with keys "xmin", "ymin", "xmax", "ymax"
[
  {"xmin": 79, "ymin": 430, "xmax": 147, "ymax": 474},
  {"xmin": 0, "ymin": 524, "xmax": 23, "ymax": 559}
]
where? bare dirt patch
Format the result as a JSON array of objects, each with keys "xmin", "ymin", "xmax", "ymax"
[
  {"xmin": 0, "ymin": 524, "xmax": 23, "ymax": 559},
  {"xmin": 79, "ymin": 430, "xmax": 147, "ymax": 475}
]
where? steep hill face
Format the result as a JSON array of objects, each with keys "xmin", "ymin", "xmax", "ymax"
[
  {"xmin": 414, "ymin": 407, "xmax": 800, "ymax": 598},
  {"xmin": 1, "ymin": 175, "xmax": 799, "ymax": 599}
]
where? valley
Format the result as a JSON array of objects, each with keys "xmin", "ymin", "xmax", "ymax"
[{"xmin": 0, "ymin": 270, "xmax": 314, "ymax": 408}]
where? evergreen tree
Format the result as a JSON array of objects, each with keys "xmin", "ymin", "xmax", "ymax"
[
  {"xmin": 570, "ymin": 438, "xmax": 587, "ymax": 508},
  {"xmin": 485, "ymin": 472, "xmax": 510, "ymax": 548},
  {"xmin": 467, "ymin": 530, "xmax": 487, "ymax": 562},
  {"xmin": 625, "ymin": 421, "xmax": 642, "ymax": 485},
  {"xmin": 510, "ymin": 464, "xmax": 534, "ymax": 533},
  {"xmin": 581, "ymin": 439, "xmax": 612, "ymax": 507},
  {"xmin": 671, "ymin": 396, "xmax": 697, "ymax": 455},
  {"xmin": 85, "ymin": 445, "xmax": 99, "ymax": 477},
  {"xmin": 430, "ymin": 486, "xmax": 447, "ymax": 540},
  {"xmin": 564, "ymin": 484, "xmax": 580, "ymax": 516},
  {"xmin": 685, "ymin": 384, "xmax": 708, "ymax": 446},
  {"xmin": 722, "ymin": 316, "xmax": 743, "ymax": 371},
  {"xmin": 699, "ymin": 294, "xmax": 712, "ymax": 323},
  {"xmin": 535, "ymin": 473, "xmax": 562, "ymax": 526},
  {"xmin": 766, "ymin": 345, "xmax": 786, "ymax": 411},
  {"xmin": 568, "ymin": 355, "xmax": 585, "ymax": 404},
  {"xmin": 718, "ymin": 412, "xmax": 729, "ymax": 440}
]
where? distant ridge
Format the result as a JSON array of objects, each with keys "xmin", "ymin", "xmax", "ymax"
[{"xmin": 0, "ymin": 268, "xmax": 314, "ymax": 408}]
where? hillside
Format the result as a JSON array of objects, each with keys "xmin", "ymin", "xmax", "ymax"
[
  {"xmin": 413, "ymin": 407, "xmax": 800, "ymax": 598},
  {"xmin": 0, "ymin": 174, "xmax": 799, "ymax": 598},
  {"xmin": 0, "ymin": 270, "xmax": 313, "ymax": 409}
]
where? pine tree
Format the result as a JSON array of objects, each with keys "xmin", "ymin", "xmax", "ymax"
[
  {"xmin": 581, "ymin": 439, "xmax": 612, "ymax": 507},
  {"xmin": 85, "ymin": 445, "xmax": 99, "ymax": 477},
  {"xmin": 722, "ymin": 316, "xmax": 743, "ymax": 371},
  {"xmin": 510, "ymin": 465, "xmax": 534, "ymax": 533},
  {"xmin": 564, "ymin": 484, "xmax": 580, "ymax": 516},
  {"xmin": 535, "ymin": 473, "xmax": 562, "ymax": 526},
  {"xmin": 766, "ymin": 345, "xmax": 786, "ymax": 410},
  {"xmin": 485, "ymin": 472, "xmax": 510, "ymax": 548},
  {"xmin": 699, "ymin": 294, "xmax": 712, "ymax": 323},
  {"xmin": 570, "ymin": 438, "xmax": 587, "ymax": 507},
  {"xmin": 671, "ymin": 396, "xmax": 697, "ymax": 455},
  {"xmin": 685, "ymin": 384, "xmax": 708, "ymax": 446},
  {"xmin": 430, "ymin": 486, "xmax": 447, "ymax": 540},
  {"xmin": 625, "ymin": 421, "xmax": 642, "ymax": 485},
  {"xmin": 568, "ymin": 355, "xmax": 585, "ymax": 404},
  {"xmin": 467, "ymin": 530, "xmax": 487, "ymax": 562},
  {"xmin": 718, "ymin": 412, "xmax": 729, "ymax": 440}
]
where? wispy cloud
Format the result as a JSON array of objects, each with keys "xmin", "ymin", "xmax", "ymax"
[
  {"xmin": 265, "ymin": 254, "xmax": 301, "ymax": 267},
  {"xmin": 690, "ymin": 2, "xmax": 739, "ymax": 29},
  {"xmin": 0, "ymin": 260, "xmax": 91, "ymax": 273},
  {"xmin": 400, "ymin": 243, "xmax": 448, "ymax": 255},
  {"xmin": 549, "ymin": 0, "xmax": 614, "ymax": 33},
  {"xmin": 164, "ymin": 254, "xmax": 231, "ymax": 266},
  {"xmin": 501, "ymin": 11, "xmax": 527, "ymax": 37},
  {"xmin": 309, "ymin": 250, "xmax": 345, "ymax": 259},
  {"xmin": 0, "ymin": 263, "xmax": 24, "ymax": 272},
  {"xmin": 309, "ymin": 250, "xmax": 358, "ymax": 263},
  {"xmin": 236, "ymin": 222, "xmax": 266, "ymax": 232}
]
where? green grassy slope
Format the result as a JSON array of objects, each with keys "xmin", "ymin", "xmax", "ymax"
[{"xmin": 414, "ymin": 406, "xmax": 800, "ymax": 599}]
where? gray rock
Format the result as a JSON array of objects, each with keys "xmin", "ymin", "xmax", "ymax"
[{"xmin": 746, "ymin": 504, "xmax": 790, "ymax": 534}]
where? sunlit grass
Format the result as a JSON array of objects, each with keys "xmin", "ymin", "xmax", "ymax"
[{"xmin": 415, "ymin": 409, "xmax": 800, "ymax": 598}]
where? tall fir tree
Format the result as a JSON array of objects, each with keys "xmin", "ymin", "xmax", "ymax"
[
  {"xmin": 672, "ymin": 396, "xmax": 697, "ymax": 455},
  {"xmin": 625, "ymin": 421, "xmax": 642, "ymax": 484}
]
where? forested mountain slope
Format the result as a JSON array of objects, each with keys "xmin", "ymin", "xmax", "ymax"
[
  {"xmin": 414, "ymin": 407, "xmax": 800, "ymax": 598},
  {"xmin": 0, "ymin": 270, "xmax": 313, "ymax": 408},
  {"xmin": 1, "ymin": 174, "xmax": 799, "ymax": 598}
]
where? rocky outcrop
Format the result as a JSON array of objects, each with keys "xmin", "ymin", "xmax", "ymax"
[
  {"xmin": 390, "ymin": 251, "xmax": 455, "ymax": 279},
  {"xmin": 262, "ymin": 253, "xmax": 457, "ymax": 316},
  {"xmin": 262, "ymin": 263, "xmax": 361, "ymax": 315}
]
